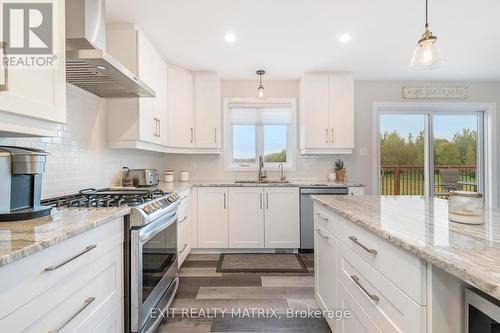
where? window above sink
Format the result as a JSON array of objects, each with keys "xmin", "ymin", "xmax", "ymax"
[{"xmin": 223, "ymin": 98, "xmax": 297, "ymax": 172}]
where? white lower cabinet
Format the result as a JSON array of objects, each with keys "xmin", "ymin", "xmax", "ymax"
[
  {"xmin": 314, "ymin": 202, "xmax": 427, "ymax": 333},
  {"xmin": 314, "ymin": 224, "xmax": 337, "ymax": 329},
  {"xmin": 0, "ymin": 220, "xmax": 124, "ymax": 333},
  {"xmin": 196, "ymin": 186, "xmax": 300, "ymax": 249},
  {"xmin": 336, "ymin": 282, "xmax": 381, "ymax": 333},
  {"xmin": 177, "ymin": 187, "xmax": 193, "ymax": 266},
  {"xmin": 197, "ymin": 187, "xmax": 228, "ymax": 248},
  {"xmin": 228, "ymin": 187, "xmax": 265, "ymax": 248},
  {"xmin": 264, "ymin": 187, "xmax": 300, "ymax": 248}
]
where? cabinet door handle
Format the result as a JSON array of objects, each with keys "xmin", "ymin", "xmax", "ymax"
[
  {"xmin": 223, "ymin": 192, "xmax": 226, "ymax": 209},
  {"xmin": 351, "ymin": 275, "xmax": 380, "ymax": 302},
  {"xmin": 179, "ymin": 243, "xmax": 188, "ymax": 254},
  {"xmin": 266, "ymin": 193, "xmax": 269, "ymax": 209},
  {"xmin": 349, "ymin": 236, "xmax": 378, "ymax": 255},
  {"xmin": 0, "ymin": 42, "xmax": 8, "ymax": 91},
  {"xmin": 190, "ymin": 128, "xmax": 194, "ymax": 143},
  {"xmin": 44, "ymin": 245, "xmax": 97, "ymax": 271},
  {"xmin": 260, "ymin": 193, "xmax": 263, "ymax": 209},
  {"xmin": 325, "ymin": 128, "xmax": 329, "ymax": 144},
  {"xmin": 214, "ymin": 128, "xmax": 217, "ymax": 144},
  {"xmin": 331, "ymin": 128, "xmax": 334, "ymax": 144},
  {"xmin": 179, "ymin": 216, "xmax": 188, "ymax": 224},
  {"xmin": 49, "ymin": 297, "xmax": 95, "ymax": 333},
  {"xmin": 158, "ymin": 119, "xmax": 161, "ymax": 137},
  {"xmin": 315, "ymin": 228, "xmax": 329, "ymax": 240}
]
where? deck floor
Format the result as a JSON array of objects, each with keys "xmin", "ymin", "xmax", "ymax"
[{"xmin": 158, "ymin": 253, "xmax": 332, "ymax": 333}]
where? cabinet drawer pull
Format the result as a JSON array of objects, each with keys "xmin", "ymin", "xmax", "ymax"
[
  {"xmin": 349, "ymin": 236, "xmax": 377, "ymax": 255},
  {"xmin": 351, "ymin": 275, "xmax": 379, "ymax": 302},
  {"xmin": 44, "ymin": 245, "xmax": 97, "ymax": 271},
  {"xmin": 315, "ymin": 228, "xmax": 329, "ymax": 240},
  {"xmin": 49, "ymin": 297, "xmax": 95, "ymax": 333},
  {"xmin": 179, "ymin": 216, "xmax": 188, "ymax": 224},
  {"xmin": 179, "ymin": 243, "xmax": 188, "ymax": 254},
  {"xmin": 325, "ymin": 128, "xmax": 329, "ymax": 144},
  {"xmin": 315, "ymin": 213, "xmax": 329, "ymax": 222},
  {"xmin": 190, "ymin": 128, "xmax": 194, "ymax": 143}
]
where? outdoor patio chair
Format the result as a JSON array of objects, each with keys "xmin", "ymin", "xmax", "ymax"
[{"xmin": 438, "ymin": 168, "xmax": 461, "ymax": 194}]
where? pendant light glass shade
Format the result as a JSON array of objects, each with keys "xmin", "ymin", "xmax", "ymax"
[
  {"xmin": 410, "ymin": 29, "xmax": 446, "ymax": 71},
  {"xmin": 409, "ymin": 0, "xmax": 446, "ymax": 71}
]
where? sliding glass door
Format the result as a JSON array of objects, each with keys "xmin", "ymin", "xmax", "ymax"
[{"xmin": 378, "ymin": 111, "xmax": 483, "ymax": 198}]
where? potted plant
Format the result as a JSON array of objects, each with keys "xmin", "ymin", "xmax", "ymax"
[{"xmin": 335, "ymin": 159, "xmax": 346, "ymax": 182}]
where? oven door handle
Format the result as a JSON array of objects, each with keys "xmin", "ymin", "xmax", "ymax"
[{"xmin": 139, "ymin": 211, "xmax": 177, "ymax": 244}]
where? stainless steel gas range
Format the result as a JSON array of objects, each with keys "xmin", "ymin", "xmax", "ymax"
[{"xmin": 42, "ymin": 187, "xmax": 181, "ymax": 333}]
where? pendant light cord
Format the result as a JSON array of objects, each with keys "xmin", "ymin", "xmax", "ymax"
[{"xmin": 425, "ymin": 0, "xmax": 429, "ymax": 28}]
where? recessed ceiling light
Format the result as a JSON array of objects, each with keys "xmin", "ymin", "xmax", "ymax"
[
  {"xmin": 339, "ymin": 33, "xmax": 352, "ymax": 43},
  {"xmin": 224, "ymin": 32, "xmax": 237, "ymax": 43}
]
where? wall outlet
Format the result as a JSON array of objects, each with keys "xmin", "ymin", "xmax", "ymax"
[{"xmin": 359, "ymin": 148, "xmax": 368, "ymax": 156}]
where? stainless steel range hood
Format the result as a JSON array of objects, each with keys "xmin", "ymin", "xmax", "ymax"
[{"xmin": 65, "ymin": 0, "xmax": 155, "ymax": 98}]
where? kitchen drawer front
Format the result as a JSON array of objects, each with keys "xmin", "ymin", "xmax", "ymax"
[
  {"xmin": 331, "ymin": 212, "xmax": 426, "ymax": 304},
  {"xmin": 337, "ymin": 242, "xmax": 426, "ymax": 333},
  {"xmin": 178, "ymin": 216, "xmax": 191, "ymax": 267},
  {"xmin": 0, "ymin": 218, "xmax": 123, "ymax": 319},
  {"xmin": 336, "ymin": 281, "xmax": 381, "ymax": 333},
  {"xmin": 0, "ymin": 244, "xmax": 123, "ymax": 333},
  {"xmin": 178, "ymin": 188, "xmax": 192, "ymax": 220},
  {"xmin": 314, "ymin": 202, "xmax": 338, "ymax": 236}
]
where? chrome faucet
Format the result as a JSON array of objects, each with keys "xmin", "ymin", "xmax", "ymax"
[
  {"xmin": 258, "ymin": 155, "xmax": 267, "ymax": 181},
  {"xmin": 279, "ymin": 163, "xmax": 286, "ymax": 182}
]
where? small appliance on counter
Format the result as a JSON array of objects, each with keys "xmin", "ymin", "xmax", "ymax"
[
  {"xmin": 123, "ymin": 167, "xmax": 159, "ymax": 187},
  {"xmin": 0, "ymin": 146, "xmax": 51, "ymax": 221},
  {"xmin": 179, "ymin": 170, "xmax": 189, "ymax": 182},
  {"xmin": 448, "ymin": 191, "xmax": 484, "ymax": 225}
]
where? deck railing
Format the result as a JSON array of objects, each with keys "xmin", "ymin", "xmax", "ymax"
[{"xmin": 381, "ymin": 165, "xmax": 477, "ymax": 195}]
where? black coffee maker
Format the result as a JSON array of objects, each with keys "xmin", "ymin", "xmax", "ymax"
[{"xmin": 0, "ymin": 146, "xmax": 51, "ymax": 221}]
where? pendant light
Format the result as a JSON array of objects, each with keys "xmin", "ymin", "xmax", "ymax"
[
  {"xmin": 256, "ymin": 70, "xmax": 265, "ymax": 98},
  {"xmin": 410, "ymin": 0, "xmax": 446, "ymax": 71}
]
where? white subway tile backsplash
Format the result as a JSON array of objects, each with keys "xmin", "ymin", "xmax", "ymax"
[{"xmin": 0, "ymin": 84, "xmax": 165, "ymax": 199}]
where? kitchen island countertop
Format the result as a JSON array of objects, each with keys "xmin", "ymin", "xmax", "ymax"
[{"xmin": 311, "ymin": 195, "xmax": 500, "ymax": 300}]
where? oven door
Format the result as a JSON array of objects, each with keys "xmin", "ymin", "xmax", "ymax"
[
  {"xmin": 131, "ymin": 210, "xmax": 178, "ymax": 332},
  {"xmin": 465, "ymin": 288, "xmax": 500, "ymax": 333}
]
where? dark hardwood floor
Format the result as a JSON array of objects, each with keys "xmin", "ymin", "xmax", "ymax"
[{"xmin": 158, "ymin": 253, "xmax": 332, "ymax": 333}]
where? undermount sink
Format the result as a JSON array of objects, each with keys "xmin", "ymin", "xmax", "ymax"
[{"xmin": 234, "ymin": 180, "xmax": 290, "ymax": 184}]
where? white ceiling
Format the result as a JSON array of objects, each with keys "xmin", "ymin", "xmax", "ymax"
[{"xmin": 106, "ymin": 0, "xmax": 500, "ymax": 80}]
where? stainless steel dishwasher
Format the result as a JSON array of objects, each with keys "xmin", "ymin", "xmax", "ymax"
[{"xmin": 300, "ymin": 187, "xmax": 348, "ymax": 252}]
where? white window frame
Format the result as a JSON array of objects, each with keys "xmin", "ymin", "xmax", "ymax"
[
  {"xmin": 372, "ymin": 102, "xmax": 497, "ymax": 208},
  {"xmin": 223, "ymin": 98, "xmax": 297, "ymax": 171}
]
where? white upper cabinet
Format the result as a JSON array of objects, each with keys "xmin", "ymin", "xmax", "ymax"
[
  {"xmin": 0, "ymin": 0, "xmax": 66, "ymax": 137},
  {"xmin": 106, "ymin": 24, "xmax": 168, "ymax": 150},
  {"xmin": 194, "ymin": 73, "xmax": 221, "ymax": 151},
  {"xmin": 300, "ymin": 72, "xmax": 354, "ymax": 154},
  {"xmin": 167, "ymin": 66, "xmax": 194, "ymax": 148}
]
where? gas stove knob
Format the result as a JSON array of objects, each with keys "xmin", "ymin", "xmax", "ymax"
[
  {"xmin": 143, "ymin": 205, "xmax": 154, "ymax": 214},
  {"xmin": 167, "ymin": 196, "xmax": 175, "ymax": 203}
]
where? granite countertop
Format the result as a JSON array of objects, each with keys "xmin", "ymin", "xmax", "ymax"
[
  {"xmin": 312, "ymin": 195, "xmax": 500, "ymax": 300},
  {"xmin": 158, "ymin": 180, "xmax": 365, "ymax": 191},
  {"xmin": 0, "ymin": 207, "xmax": 130, "ymax": 268}
]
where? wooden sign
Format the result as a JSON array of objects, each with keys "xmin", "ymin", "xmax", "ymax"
[{"xmin": 402, "ymin": 86, "xmax": 467, "ymax": 99}]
